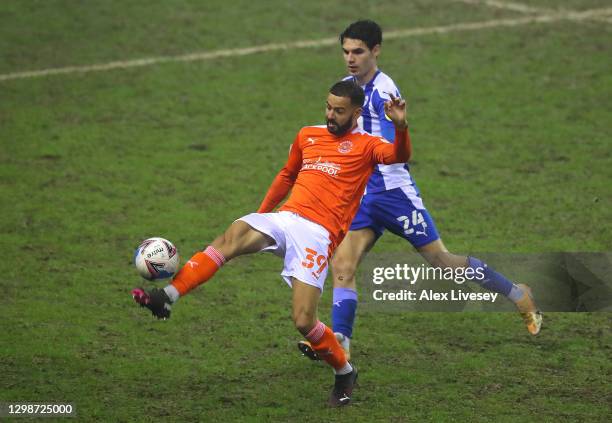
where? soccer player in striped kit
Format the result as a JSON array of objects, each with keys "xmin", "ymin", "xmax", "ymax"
[
  {"xmin": 133, "ymin": 80, "xmax": 411, "ymax": 406},
  {"xmin": 298, "ymin": 20, "xmax": 542, "ymax": 363}
]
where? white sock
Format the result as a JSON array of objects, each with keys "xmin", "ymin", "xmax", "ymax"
[
  {"xmin": 335, "ymin": 362, "xmax": 353, "ymax": 375},
  {"xmin": 335, "ymin": 332, "xmax": 351, "ymax": 352},
  {"xmin": 163, "ymin": 285, "xmax": 180, "ymax": 303}
]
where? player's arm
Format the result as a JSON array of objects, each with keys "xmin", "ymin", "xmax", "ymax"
[
  {"xmin": 371, "ymin": 94, "xmax": 412, "ymax": 164},
  {"xmin": 257, "ymin": 133, "xmax": 303, "ymax": 213},
  {"xmin": 372, "ymin": 89, "xmax": 397, "ymax": 142}
]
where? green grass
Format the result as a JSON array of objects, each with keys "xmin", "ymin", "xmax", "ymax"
[{"xmin": 1, "ymin": 1, "xmax": 611, "ymax": 421}]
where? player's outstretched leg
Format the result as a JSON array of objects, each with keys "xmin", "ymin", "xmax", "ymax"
[
  {"xmin": 465, "ymin": 256, "xmax": 542, "ymax": 334},
  {"xmin": 418, "ymin": 240, "xmax": 542, "ymax": 335},
  {"xmin": 133, "ymin": 220, "xmax": 274, "ymax": 318},
  {"xmin": 292, "ymin": 278, "xmax": 357, "ymax": 407}
]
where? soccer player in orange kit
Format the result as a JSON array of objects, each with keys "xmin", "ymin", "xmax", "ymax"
[{"xmin": 132, "ymin": 80, "xmax": 412, "ymax": 406}]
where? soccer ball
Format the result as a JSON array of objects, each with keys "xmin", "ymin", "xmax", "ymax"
[{"xmin": 134, "ymin": 237, "xmax": 180, "ymax": 280}]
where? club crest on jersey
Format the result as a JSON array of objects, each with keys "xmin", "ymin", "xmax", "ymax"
[{"xmin": 338, "ymin": 140, "xmax": 353, "ymax": 154}]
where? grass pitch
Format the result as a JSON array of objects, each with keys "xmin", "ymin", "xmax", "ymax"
[{"xmin": 1, "ymin": 1, "xmax": 611, "ymax": 421}]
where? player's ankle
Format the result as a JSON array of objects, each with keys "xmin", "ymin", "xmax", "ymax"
[
  {"xmin": 507, "ymin": 284, "xmax": 526, "ymax": 303},
  {"xmin": 334, "ymin": 362, "xmax": 353, "ymax": 375},
  {"xmin": 164, "ymin": 285, "xmax": 180, "ymax": 303}
]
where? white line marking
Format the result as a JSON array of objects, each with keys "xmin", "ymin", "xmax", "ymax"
[
  {"xmin": 454, "ymin": 0, "xmax": 548, "ymax": 14},
  {"xmin": 454, "ymin": 0, "xmax": 612, "ymax": 23},
  {"xmin": 1, "ymin": 7, "xmax": 612, "ymax": 82}
]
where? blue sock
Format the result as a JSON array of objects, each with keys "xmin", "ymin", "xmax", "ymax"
[
  {"xmin": 467, "ymin": 256, "xmax": 524, "ymax": 301},
  {"xmin": 331, "ymin": 287, "xmax": 358, "ymax": 338}
]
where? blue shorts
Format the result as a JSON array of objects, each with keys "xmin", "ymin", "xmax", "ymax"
[{"xmin": 349, "ymin": 186, "xmax": 440, "ymax": 248}]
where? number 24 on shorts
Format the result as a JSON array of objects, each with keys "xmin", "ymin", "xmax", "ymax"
[{"xmin": 301, "ymin": 248, "xmax": 328, "ymax": 280}]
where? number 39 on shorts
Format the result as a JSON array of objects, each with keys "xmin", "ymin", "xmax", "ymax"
[{"xmin": 301, "ymin": 248, "xmax": 328, "ymax": 280}]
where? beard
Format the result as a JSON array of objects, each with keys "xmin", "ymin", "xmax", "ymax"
[{"xmin": 326, "ymin": 118, "xmax": 353, "ymax": 136}]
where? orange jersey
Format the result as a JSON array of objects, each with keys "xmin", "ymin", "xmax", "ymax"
[{"xmin": 257, "ymin": 125, "xmax": 411, "ymax": 250}]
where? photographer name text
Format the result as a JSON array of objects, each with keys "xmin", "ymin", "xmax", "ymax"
[{"xmin": 372, "ymin": 289, "xmax": 498, "ymax": 302}]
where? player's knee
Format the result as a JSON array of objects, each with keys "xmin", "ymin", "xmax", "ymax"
[
  {"xmin": 211, "ymin": 222, "xmax": 244, "ymax": 259},
  {"xmin": 292, "ymin": 308, "xmax": 317, "ymax": 336},
  {"xmin": 210, "ymin": 233, "xmax": 231, "ymax": 258},
  {"xmin": 331, "ymin": 254, "xmax": 357, "ymax": 287}
]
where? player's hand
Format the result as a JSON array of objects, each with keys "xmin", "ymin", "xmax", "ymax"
[
  {"xmin": 384, "ymin": 93, "xmax": 408, "ymax": 130},
  {"xmin": 132, "ymin": 287, "xmax": 172, "ymax": 319}
]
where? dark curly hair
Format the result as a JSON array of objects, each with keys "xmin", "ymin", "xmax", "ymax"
[{"xmin": 340, "ymin": 20, "xmax": 382, "ymax": 50}]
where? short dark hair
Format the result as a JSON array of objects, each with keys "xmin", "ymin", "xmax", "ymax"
[
  {"xmin": 340, "ymin": 20, "xmax": 382, "ymax": 50},
  {"xmin": 329, "ymin": 80, "xmax": 365, "ymax": 107}
]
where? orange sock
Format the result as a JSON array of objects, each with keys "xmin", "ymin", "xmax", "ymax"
[
  {"xmin": 305, "ymin": 321, "xmax": 348, "ymax": 371},
  {"xmin": 171, "ymin": 246, "xmax": 226, "ymax": 296}
]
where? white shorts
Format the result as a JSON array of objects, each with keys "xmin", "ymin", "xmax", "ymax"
[{"xmin": 238, "ymin": 211, "xmax": 331, "ymax": 291}]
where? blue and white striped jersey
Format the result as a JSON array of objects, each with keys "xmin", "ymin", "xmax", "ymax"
[{"xmin": 345, "ymin": 70, "xmax": 419, "ymax": 195}]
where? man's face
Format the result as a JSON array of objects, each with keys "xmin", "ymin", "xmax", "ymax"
[
  {"xmin": 325, "ymin": 93, "xmax": 360, "ymax": 136},
  {"xmin": 342, "ymin": 38, "xmax": 379, "ymax": 80}
]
